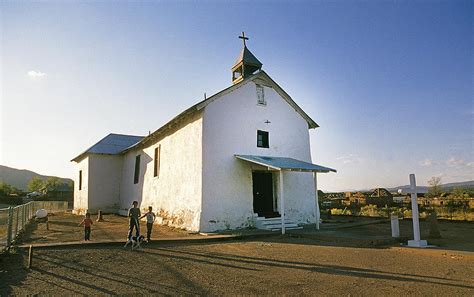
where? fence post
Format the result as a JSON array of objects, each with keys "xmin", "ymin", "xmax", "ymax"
[
  {"xmin": 28, "ymin": 245, "xmax": 33, "ymax": 269},
  {"xmin": 23, "ymin": 205, "xmax": 26, "ymax": 231},
  {"xmin": 6, "ymin": 206, "xmax": 14, "ymax": 250},
  {"xmin": 15, "ymin": 207, "xmax": 19, "ymax": 236}
]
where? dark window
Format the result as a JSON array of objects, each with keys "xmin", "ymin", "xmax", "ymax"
[
  {"xmin": 154, "ymin": 146, "xmax": 160, "ymax": 177},
  {"xmin": 134, "ymin": 155, "xmax": 141, "ymax": 184},
  {"xmin": 79, "ymin": 170, "xmax": 82, "ymax": 190},
  {"xmin": 257, "ymin": 130, "xmax": 269, "ymax": 148}
]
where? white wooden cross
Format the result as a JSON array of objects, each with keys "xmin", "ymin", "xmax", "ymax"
[{"xmin": 407, "ymin": 174, "xmax": 428, "ymax": 247}]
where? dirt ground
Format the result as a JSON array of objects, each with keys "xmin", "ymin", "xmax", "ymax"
[
  {"xmin": 19, "ymin": 212, "xmax": 198, "ymax": 244},
  {"xmin": 1, "ymin": 237, "xmax": 473, "ymax": 296},
  {"xmin": 1, "ymin": 214, "xmax": 473, "ymax": 296}
]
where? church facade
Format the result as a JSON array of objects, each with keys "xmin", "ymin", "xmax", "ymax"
[{"xmin": 72, "ymin": 35, "xmax": 335, "ymax": 232}]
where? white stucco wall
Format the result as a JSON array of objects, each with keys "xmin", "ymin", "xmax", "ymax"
[
  {"xmin": 87, "ymin": 154, "xmax": 123, "ymax": 212},
  {"xmin": 119, "ymin": 112, "xmax": 203, "ymax": 231},
  {"xmin": 201, "ymin": 80, "xmax": 316, "ymax": 232},
  {"xmin": 73, "ymin": 157, "xmax": 89, "ymax": 214}
]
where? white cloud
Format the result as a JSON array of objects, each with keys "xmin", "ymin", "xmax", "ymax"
[
  {"xmin": 420, "ymin": 159, "xmax": 435, "ymax": 167},
  {"xmin": 336, "ymin": 154, "xmax": 360, "ymax": 164},
  {"xmin": 27, "ymin": 70, "xmax": 46, "ymax": 78},
  {"xmin": 446, "ymin": 157, "xmax": 465, "ymax": 167}
]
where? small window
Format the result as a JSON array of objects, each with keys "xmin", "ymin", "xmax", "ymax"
[
  {"xmin": 256, "ymin": 84, "xmax": 265, "ymax": 105},
  {"xmin": 79, "ymin": 170, "xmax": 82, "ymax": 190},
  {"xmin": 233, "ymin": 69, "xmax": 242, "ymax": 80},
  {"xmin": 134, "ymin": 155, "xmax": 141, "ymax": 184},
  {"xmin": 154, "ymin": 145, "xmax": 160, "ymax": 177},
  {"xmin": 257, "ymin": 130, "xmax": 269, "ymax": 148}
]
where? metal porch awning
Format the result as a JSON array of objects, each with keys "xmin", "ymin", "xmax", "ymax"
[
  {"xmin": 235, "ymin": 154, "xmax": 336, "ymax": 234},
  {"xmin": 234, "ymin": 155, "xmax": 336, "ymax": 173}
]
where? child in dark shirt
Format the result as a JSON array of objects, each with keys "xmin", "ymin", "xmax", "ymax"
[{"xmin": 127, "ymin": 201, "xmax": 141, "ymax": 240}]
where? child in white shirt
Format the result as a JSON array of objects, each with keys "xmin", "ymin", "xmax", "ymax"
[{"xmin": 141, "ymin": 206, "xmax": 156, "ymax": 242}]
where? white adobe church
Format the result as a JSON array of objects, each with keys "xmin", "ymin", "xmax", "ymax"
[{"xmin": 72, "ymin": 33, "xmax": 336, "ymax": 232}]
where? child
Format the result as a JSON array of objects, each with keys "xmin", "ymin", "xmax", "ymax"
[
  {"xmin": 79, "ymin": 213, "xmax": 93, "ymax": 241},
  {"xmin": 127, "ymin": 201, "xmax": 141, "ymax": 240},
  {"xmin": 140, "ymin": 206, "xmax": 156, "ymax": 242}
]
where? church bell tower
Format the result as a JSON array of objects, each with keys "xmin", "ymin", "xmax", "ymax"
[{"xmin": 232, "ymin": 32, "xmax": 263, "ymax": 85}]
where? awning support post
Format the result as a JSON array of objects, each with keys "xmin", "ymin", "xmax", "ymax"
[
  {"xmin": 279, "ymin": 170, "xmax": 285, "ymax": 235},
  {"xmin": 314, "ymin": 172, "xmax": 320, "ymax": 230}
]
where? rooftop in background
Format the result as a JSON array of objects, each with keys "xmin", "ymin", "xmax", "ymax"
[{"xmin": 71, "ymin": 133, "xmax": 144, "ymax": 162}]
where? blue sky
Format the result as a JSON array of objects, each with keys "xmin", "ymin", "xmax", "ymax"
[{"xmin": 1, "ymin": 0, "xmax": 472, "ymax": 191}]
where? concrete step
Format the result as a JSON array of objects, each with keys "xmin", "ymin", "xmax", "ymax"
[
  {"xmin": 255, "ymin": 216, "xmax": 287, "ymax": 221},
  {"xmin": 255, "ymin": 216, "xmax": 301, "ymax": 230},
  {"xmin": 264, "ymin": 223, "xmax": 299, "ymax": 229},
  {"xmin": 270, "ymin": 226, "xmax": 303, "ymax": 231},
  {"xmin": 258, "ymin": 220, "xmax": 298, "ymax": 226}
]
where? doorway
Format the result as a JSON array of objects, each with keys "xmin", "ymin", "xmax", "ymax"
[{"xmin": 252, "ymin": 172, "xmax": 278, "ymax": 217}]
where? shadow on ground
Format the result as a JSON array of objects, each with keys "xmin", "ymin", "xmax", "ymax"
[
  {"xmin": 2, "ymin": 215, "xmax": 473, "ymax": 295},
  {"xmin": 0, "ymin": 251, "xmax": 28, "ymax": 296},
  {"xmin": 1, "ymin": 236, "xmax": 473, "ymax": 296}
]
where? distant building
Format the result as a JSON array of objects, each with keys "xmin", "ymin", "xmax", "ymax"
[
  {"xmin": 367, "ymin": 188, "xmax": 393, "ymax": 206},
  {"xmin": 392, "ymin": 196, "xmax": 405, "ymax": 203},
  {"xmin": 342, "ymin": 188, "xmax": 393, "ymax": 207},
  {"xmin": 39, "ymin": 183, "xmax": 74, "ymax": 206},
  {"xmin": 343, "ymin": 192, "xmax": 367, "ymax": 206}
]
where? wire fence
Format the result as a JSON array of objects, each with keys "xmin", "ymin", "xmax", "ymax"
[{"xmin": 0, "ymin": 201, "xmax": 69, "ymax": 252}]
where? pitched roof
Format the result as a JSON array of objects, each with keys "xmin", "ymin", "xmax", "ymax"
[
  {"xmin": 233, "ymin": 46, "xmax": 263, "ymax": 68},
  {"xmin": 122, "ymin": 70, "xmax": 319, "ymax": 153},
  {"xmin": 71, "ymin": 133, "xmax": 144, "ymax": 162}
]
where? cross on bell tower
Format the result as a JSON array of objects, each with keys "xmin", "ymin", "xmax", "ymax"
[
  {"xmin": 239, "ymin": 32, "xmax": 249, "ymax": 47},
  {"xmin": 231, "ymin": 32, "xmax": 263, "ymax": 84}
]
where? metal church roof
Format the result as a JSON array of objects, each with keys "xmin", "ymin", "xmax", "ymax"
[
  {"xmin": 235, "ymin": 155, "xmax": 336, "ymax": 173},
  {"xmin": 233, "ymin": 46, "xmax": 263, "ymax": 68},
  {"xmin": 72, "ymin": 133, "xmax": 144, "ymax": 162}
]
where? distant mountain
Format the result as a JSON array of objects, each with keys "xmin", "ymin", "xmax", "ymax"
[
  {"xmin": 324, "ymin": 180, "xmax": 474, "ymax": 194},
  {"xmin": 386, "ymin": 180, "xmax": 474, "ymax": 194},
  {"xmin": 0, "ymin": 165, "xmax": 73, "ymax": 191}
]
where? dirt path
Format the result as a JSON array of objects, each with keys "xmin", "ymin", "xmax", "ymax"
[{"xmin": 1, "ymin": 237, "xmax": 473, "ymax": 296}]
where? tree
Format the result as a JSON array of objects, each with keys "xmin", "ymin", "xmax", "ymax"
[
  {"xmin": 0, "ymin": 182, "xmax": 21, "ymax": 196},
  {"xmin": 0, "ymin": 182, "xmax": 13, "ymax": 196},
  {"xmin": 445, "ymin": 199, "xmax": 458, "ymax": 220},
  {"xmin": 28, "ymin": 176, "xmax": 44, "ymax": 192},
  {"xmin": 43, "ymin": 177, "xmax": 62, "ymax": 193},
  {"xmin": 427, "ymin": 176, "xmax": 442, "ymax": 198},
  {"xmin": 449, "ymin": 188, "xmax": 464, "ymax": 199}
]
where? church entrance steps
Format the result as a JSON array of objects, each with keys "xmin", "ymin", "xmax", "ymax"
[{"xmin": 255, "ymin": 217, "xmax": 303, "ymax": 231}]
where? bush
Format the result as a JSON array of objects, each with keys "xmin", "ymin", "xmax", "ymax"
[
  {"xmin": 330, "ymin": 208, "xmax": 352, "ymax": 215},
  {"xmin": 403, "ymin": 209, "xmax": 412, "ymax": 218},
  {"xmin": 360, "ymin": 205, "xmax": 379, "ymax": 217}
]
